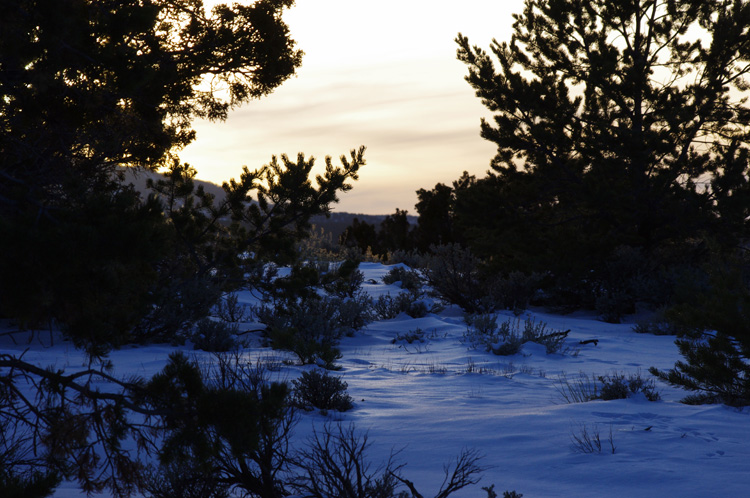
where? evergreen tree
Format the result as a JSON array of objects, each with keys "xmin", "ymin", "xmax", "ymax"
[
  {"xmin": 377, "ymin": 208, "xmax": 414, "ymax": 255},
  {"xmin": 339, "ymin": 209, "xmax": 416, "ymax": 258},
  {"xmin": 456, "ymin": 0, "xmax": 750, "ymax": 285},
  {"xmin": 413, "ymin": 171, "xmax": 475, "ymax": 252},
  {"xmin": 339, "ymin": 217, "xmax": 379, "ymax": 254},
  {"xmin": 0, "ymin": 0, "xmax": 302, "ymax": 210},
  {"xmin": 0, "ymin": 0, "xmax": 304, "ymax": 346},
  {"xmin": 415, "ymin": 182, "xmax": 454, "ymax": 251},
  {"xmin": 650, "ymin": 253, "xmax": 750, "ymax": 406}
]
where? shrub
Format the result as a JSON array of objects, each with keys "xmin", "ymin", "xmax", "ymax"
[
  {"xmin": 322, "ymin": 259, "xmax": 365, "ymax": 299},
  {"xmin": 464, "ymin": 313, "xmax": 499, "ymax": 337},
  {"xmin": 491, "ymin": 331, "xmax": 525, "ymax": 356},
  {"xmin": 423, "ymin": 244, "xmax": 486, "ymax": 312},
  {"xmin": 464, "ymin": 315, "xmax": 568, "ymax": 355},
  {"xmin": 556, "ymin": 371, "xmax": 660, "ymax": 403},
  {"xmin": 404, "ymin": 299, "xmax": 428, "ymax": 319},
  {"xmin": 650, "ymin": 253, "xmax": 750, "ymax": 406},
  {"xmin": 192, "ymin": 319, "xmax": 238, "ymax": 352},
  {"xmin": 145, "ymin": 460, "xmax": 230, "ymax": 498},
  {"xmin": 423, "ymin": 245, "xmax": 542, "ymax": 315},
  {"xmin": 483, "ymin": 486, "xmax": 524, "ymax": 498},
  {"xmin": 385, "ymin": 249, "xmax": 424, "ymax": 269},
  {"xmin": 555, "ymin": 372, "xmax": 600, "ymax": 403},
  {"xmin": 569, "ymin": 423, "xmax": 615, "ymax": 454},
  {"xmin": 291, "ymin": 423, "xmax": 399, "ymax": 498},
  {"xmin": 136, "ymin": 272, "xmax": 224, "ymax": 346},
  {"xmin": 391, "ymin": 328, "xmax": 427, "ymax": 345},
  {"xmin": 633, "ymin": 310, "xmax": 681, "ymax": 336},
  {"xmin": 336, "ymin": 292, "xmax": 374, "ymax": 332},
  {"xmin": 291, "ymin": 370, "xmax": 353, "ymax": 413},
  {"xmin": 213, "ymin": 293, "xmax": 247, "ymax": 323},
  {"xmin": 256, "ymin": 296, "xmax": 349, "ymax": 368},
  {"xmin": 651, "ymin": 332, "xmax": 750, "ymax": 406},
  {"xmin": 520, "ymin": 317, "xmax": 568, "ymax": 354},
  {"xmin": 0, "ymin": 472, "xmax": 60, "ymax": 498},
  {"xmin": 486, "ymin": 271, "xmax": 542, "ymax": 315},
  {"xmin": 255, "ymin": 259, "xmax": 373, "ymax": 367},
  {"xmin": 0, "ymin": 433, "xmax": 60, "ymax": 498},
  {"xmin": 382, "ymin": 266, "xmax": 423, "ymax": 294},
  {"xmin": 146, "ymin": 352, "xmax": 297, "ymax": 498},
  {"xmin": 595, "ymin": 289, "xmax": 635, "ymax": 324},
  {"xmin": 598, "ymin": 372, "xmax": 660, "ymax": 401},
  {"xmin": 391, "ymin": 447, "xmax": 489, "ymax": 498},
  {"xmin": 592, "ymin": 246, "xmax": 685, "ymax": 323},
  {"xmin": 463, "ymin": 313, "xmax": 506, "ymax": 352},
  {"xmin": 373, "ymin": 293, "xmax": 427, "ymax": 320},
  {"xmin": 296, "ymin": 224, "xmax": 343, "ymax": 262}
]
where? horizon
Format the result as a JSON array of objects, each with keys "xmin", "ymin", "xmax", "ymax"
[{"xmin": 179, "ymin": 0, "xmax": 522, "ymax": 215}]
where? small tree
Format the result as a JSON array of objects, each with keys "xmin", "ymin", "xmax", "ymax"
[
  {"xmin": 413, "ymin": 172, "xmax": 475, "ymax": 252},
  {"xmin": 377, "ymin": 208, "xmax": 415, "ymax": 256},
  {"xmin": 650, "ymin": 254, "xmax": 750, "ymax": 406},
  {"xmin": 339, "ymin": 217, "xmax": 379, "ymax": 254},
  {"xmin": 423, "ymin": 244, "xmax": 486, "ymax": 313}
]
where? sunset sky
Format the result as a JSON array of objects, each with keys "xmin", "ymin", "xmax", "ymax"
[{"xmin": 180, "ymin": 0, "xmax": 524, "ymax": 214}]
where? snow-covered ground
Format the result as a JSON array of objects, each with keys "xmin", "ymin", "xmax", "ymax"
[{"xmin": 4, "ymin": 262, "xmax": 749, "ymax": 497}]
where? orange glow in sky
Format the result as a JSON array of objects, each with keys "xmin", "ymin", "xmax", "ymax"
[{"xmin": 180, "ymin": 0, "xmax": 523, "ymax": 214}]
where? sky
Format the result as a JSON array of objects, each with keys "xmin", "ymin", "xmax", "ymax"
[{"xmin": 180, "ymin": 0, "xmax": 524, "ymax": 214}]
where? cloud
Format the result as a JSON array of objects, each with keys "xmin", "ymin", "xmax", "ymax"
[{"xmin": 181, "ymin": 0, "xmax": 521, "ymax": 213}]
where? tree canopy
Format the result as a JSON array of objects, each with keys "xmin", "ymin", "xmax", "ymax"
[
  {"xmin": 455, "ymin": 0, "xmax": 750, "ymax": 279},
  {"xmin": 0, "ymin": 0, "xmax": 302, "ymax": 216}
]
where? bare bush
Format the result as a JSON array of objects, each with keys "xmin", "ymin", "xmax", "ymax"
[
  {"xmin": 291, "ymin": 423, "xmax": 401, "ymax": 498},
  {"xmin": 464, "ymin": 316, "xmax": 568, "ymax": 356},
  {"xmin": 556, "ymin": 371, "xmax": 660, "ymax": 403},
  {"xmin": 570, "ymin": 423, "xmax": 616, "ymax": 454},
  {"xmin": 393, "ymin": 447, "xmax": 488, "ymax": 498},
  {"xmin": 555, "ymin": 372, "xmax": 600, "ymax": 403}
]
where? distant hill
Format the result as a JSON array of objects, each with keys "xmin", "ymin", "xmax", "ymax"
[
  {"xmin": 120, "ymin": 168, "xmax": 414, "ymax": 243},
  {"xmin": 121, "ymin": 168, "xmax": 227, "ymax": 202}
]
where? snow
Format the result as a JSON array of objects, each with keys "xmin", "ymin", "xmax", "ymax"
[{"xmin": 3, "ymin": 262, "xmax": 749, "ymax": 497}]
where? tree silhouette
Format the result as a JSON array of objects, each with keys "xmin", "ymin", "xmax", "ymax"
[
  {"xmin": 456, "ymin": 0, "xmax": 750, "ymax": 400},
  {"xmin": 0, "ymin": 1, "xmax": 365, "ymax": 495},
  {"xmin": 455, "ymin": 0, "xmax": 750, "ymax": 285}
]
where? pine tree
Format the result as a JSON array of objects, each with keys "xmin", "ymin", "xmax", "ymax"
[
  {"xmin": 0, "ymin": 0, "xmax": 304, "ymax": 344},
  {"xmin": 377, "ymin": 208, "xmax": 415, "ymax": 255},
  {"xmin": 456, "ymin": 0, "xmax": 750, "ymax": 285},
  {"xmin": 650, "ymin": 252, "xmax": 750, "ymax": 406},
  {"xmin": 413, "ymin": 172, "xmax": 475, "ymax": 252}
]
